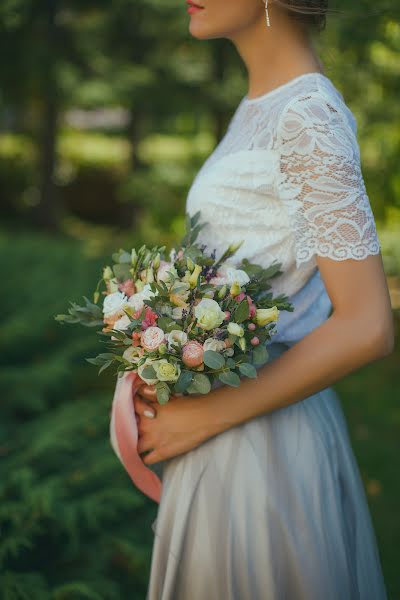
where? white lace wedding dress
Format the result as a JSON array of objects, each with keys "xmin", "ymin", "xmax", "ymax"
[{"xmin": 145, "ymin": 72, "xmax": 387, "ymax": 599}]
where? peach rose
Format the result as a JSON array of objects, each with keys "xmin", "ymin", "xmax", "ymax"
[
  {"xmin": 141, "ymin": 326, "xmax": 165, "ymax": 352},
  {"xmin": 182, "ymin": 340, "xmax": 204, "ymax": 368}
]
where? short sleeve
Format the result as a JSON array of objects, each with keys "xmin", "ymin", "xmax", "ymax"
[{"xmin": 276, "ymin": 90, "xmax": 381, "ymax": 268}]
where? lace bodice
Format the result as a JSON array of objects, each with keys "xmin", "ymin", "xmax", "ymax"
[{"xmin": 185, "ymin": 72, "xmax": 381, "ymax": 345}]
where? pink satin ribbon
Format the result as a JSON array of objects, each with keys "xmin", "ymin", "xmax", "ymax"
[{"xmin": 109, "ymin": 370, "xmax": 162, "ymax": 503}]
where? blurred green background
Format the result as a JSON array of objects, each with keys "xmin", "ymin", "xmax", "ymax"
[{"xmin": 0, "ymin": 1, "xmax": 399, "ymax": 598}]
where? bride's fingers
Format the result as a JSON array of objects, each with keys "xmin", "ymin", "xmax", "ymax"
[
  {"xmin": 137, "ymin": 384, "xmax": 158, "ymax": 402},
  {"xmin": 133, "ymin": 396, "xmax": 156, "ymax": 419}
]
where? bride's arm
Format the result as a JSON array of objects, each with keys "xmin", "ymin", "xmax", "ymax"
[{"xmin": 202, "ymin": 251, "xmax": 394, "ymax": 437}]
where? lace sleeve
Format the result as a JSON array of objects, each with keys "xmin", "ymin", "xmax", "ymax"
[{"xmin": 276, "ymin": 91, "xmax": 381, "ymax": 268}]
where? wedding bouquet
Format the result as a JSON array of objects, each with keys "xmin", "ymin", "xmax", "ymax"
[
  {"xmin": 55, "ymin": 211, "xmax": 293, "ymax": 503},
  {"xmin": 55, "ymin": 211, "xmax": 293, "ymax": 404}
]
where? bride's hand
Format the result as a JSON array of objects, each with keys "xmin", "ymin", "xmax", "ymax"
[{"xmin": 133, "ymin": 385, "xmax": 212, "ymax": 465}]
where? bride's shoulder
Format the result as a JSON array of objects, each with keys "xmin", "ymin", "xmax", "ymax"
[{"xmin": 274, "ymin": 74, "xmax": 358, "ymax": 144}]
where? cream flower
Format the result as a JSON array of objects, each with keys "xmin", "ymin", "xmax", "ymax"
[
  {"xmin": 122, "ymin": 345, "xmax": 143, "ymax": 365},
  {"xmin": 255, "ymin": 306, "xmax": 280, "ymax": 327},
  {"xmin": 194, "ymin": 298, "xmax": 226, "ymax": 331},
  {"xmin": 103, "ymin": 291, "xmax": 128, "ymax": 318},
  {"xmin": 167, "ymin": 329, "xmax": 188, "ymax": 348},
  {"xmin": 152, "ymin": 359, "xmax": 181, "ymax": 382},
  {"xmin": 127, "ymin": 283, "xmax": 158, "ymax": 312},
  {"xmin": 157, "ymin": 260, "xmax": 177, "ymax": 283},
  {"xmin": 203, "ymin": 337, "xmax": 226, "ymax": 353},
  {"xmin": 113, "ymin": 314, "xmax": 131, "ymax": 331},
  {"xmin": 227, "ymin": 322, "xmax": 244, "ymax": 337}
]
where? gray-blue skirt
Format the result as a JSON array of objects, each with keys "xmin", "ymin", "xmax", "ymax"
[{"xmin": 145, "ymin": 342, "xmax": 387, "ymax": 600}]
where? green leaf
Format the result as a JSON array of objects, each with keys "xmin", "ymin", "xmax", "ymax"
[
  {"xmin": 234, "ymin": 299, "xmax": 250, "ymax": 323},
  {"xmin": 113, "ymin": 263, "xmax": 131, "ymax": 281},
  {"xmin": 252, "ymin": 345, "xmax": 269, "ymax": 365},
  {"xmin": 238, "ymin": 363, "xmax": 257, "ymax": 378},
  {"xmin": 218, "ymin": 370, "xmax": 241, "ymax": 387},
  {"xmin": 226, "ymin": 357, "xmax": 236, "ymax": 369},
  {"xmin": 98, "ymin": 360, "xmax": 113, "ymax": 375},
  {"xmin": 119, "ymin": 251, "xmax": 132, "ymax": 264},
  {"xmin": 174, "ymin": 370, "xmax": 193, "ymax": 393},
  {"xmin": 158, "ymin": 317, "xmax": 180, "ymax": 332},
  {"xmin": 203, "ymin": 350, "xmax": 225, "ymax": 370},
  {"xmin": 141, "ymin": 365, "xmax": 157, "ymax": 379},
  {"xmin": 156, "ymin": 382, "xmax": 170, "ymax": 405},
  {"xmin": 187, "ymin": 373, "xmax": 211, "ymax": 394}
]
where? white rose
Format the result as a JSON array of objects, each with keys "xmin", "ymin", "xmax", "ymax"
[
  {"xmin": 203, "ymin": 337, "xmax": 226, "ymax": 352},
  {"xmin": 227, "ymin": 322, "xmax": 244, "ymax": 337},
  {"xmin": 194, "ymin": 298, "xmax": 226, "ymax": 331},
  {"xmin": 103, "ymin": 291, "xmax": 128, "ymax": 318},
  {"xmin": 167, "ymin": 329, "xmax": 188, "ymax": 347},
  {"xmin": 122, "ymin": 346, "xmax": 142, "ymax": 365},
  {"xmin": 127, "ymin": 283, "xmax": 158, "ymax": 312},
  {"xmin": 113, "ymin": 314, "xmax": 131, "ymax": 331}
]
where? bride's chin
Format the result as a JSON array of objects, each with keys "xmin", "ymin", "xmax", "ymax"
[{"xmin": 188, "ymin": 23, "xmax": 223, "ymax": 41}]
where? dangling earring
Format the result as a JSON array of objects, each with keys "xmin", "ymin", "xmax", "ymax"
[{"xmin": 264, "ymin": 0, "xmax": 271, "ymax": 27}]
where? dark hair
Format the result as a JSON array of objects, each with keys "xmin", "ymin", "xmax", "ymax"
[{"xmin": 275, "ymin": 0, "xmax": 330, "ymax": 32}]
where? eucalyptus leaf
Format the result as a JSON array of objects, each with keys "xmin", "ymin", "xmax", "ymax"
[
  {"xmin": 218, "ymin": 370, "xmax": 241, "ymax": 387},
  {"xmin": 252, "ymin": 345, "xmax": 269, "ymax": 365},
  {"xmin": 156, "ymin": 382, "xmax": 170, "ymax": 405},
  {"xmin": 141, "ymin": 365, "xmax": 157, "ymax": 379},
  {"xmin": 187, "ymin": 373, "xmax": 211, "ymax": 394},
  {"xmin": 238, "ymin": 363, "xmax": 257, "ymax": 378},
  {"xmin": 203, "ymin": 350, "xmax": 225, "ymax": 370},
  {"xmin": 174, "ymin": 370, "xmax": 193, "ymax": 393}
]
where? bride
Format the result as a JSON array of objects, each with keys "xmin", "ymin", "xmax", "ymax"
[{"xmin": 133, "ymin": 1, "xmax": 393, "ymax": 598}]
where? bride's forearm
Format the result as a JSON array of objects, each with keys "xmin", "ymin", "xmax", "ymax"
[{"xmin": 202, "ymin": 312, "xmax": 392, "ymax": 437}]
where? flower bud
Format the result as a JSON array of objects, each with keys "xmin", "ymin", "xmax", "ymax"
[
  {"xmin": 229, "ymin": 280, "xmax": 242, "ymax": 297},
  {"xmin": 131, "ymin": 248, "xmax": 138, "ymax": 266},
  {"xmin": 250, "ymin": 336, "xmax": 260, "ymax": 346},
  {"xmin": 158, "ymin": 343, "xmax": 167, "ymax": 354},
  {"xmin": 103, "ymin": 266, "xmax": 114, "ymax": 280},
  {"xmin": 228, "ymin": 240, "xmax": 244, "ymax": 254},
  {"xmin": 189, "ymin": 264, "xmax": 203, "ymax": 289},
  {"xmin": 153, "ymin": 253, "xmax": 161, "ymax": 270},
  {"xmin": 238, "ymin": 337, "xmax": 247, "ymax": 351},
  {"xmin": 146, "ymin": 267, "xmax": 154, "ymax": 283},
  {"xmin": 227, "ymin": 322, "xmax": 244, "ymax": 337},
  {"xmin": 186, "ymin": 256, "xmax": 195, "ymax": 271},
  {"xmin": 135, "ymin": 279, "xmax": 145, "ymax": 292},
  {"xmin": 218, "ymin": 284, "xmax": 227, "ymax": 299}
]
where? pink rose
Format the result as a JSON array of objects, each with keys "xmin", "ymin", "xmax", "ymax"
[
  {"xmin": 182, "ymin": 340, "xmax": 204, "ymax": 368},
  {"xmin": 141, "ymin": 326, "xmax": 165, "ymax": 352}
]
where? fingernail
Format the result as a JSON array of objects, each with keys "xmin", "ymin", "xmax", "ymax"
[{"xmin": 144, "ymin": 410, "xmax": 155, "ymax": 418}]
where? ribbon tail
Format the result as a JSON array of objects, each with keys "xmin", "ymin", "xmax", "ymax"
[{"xmin": 110, "ymin": 371, "xmax": 162, "ymax": 504}]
